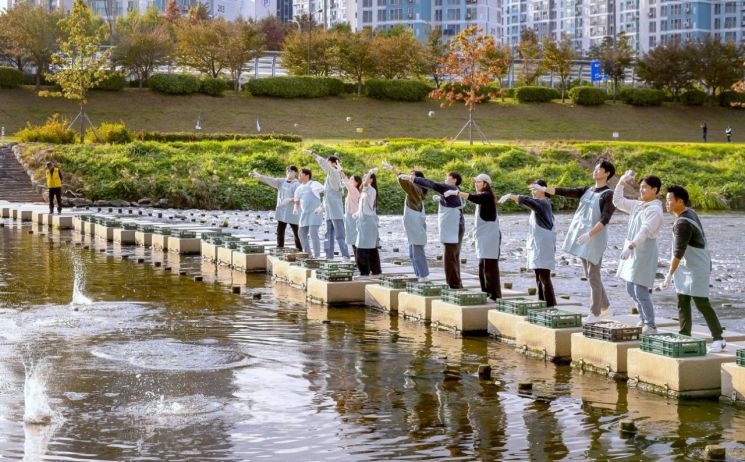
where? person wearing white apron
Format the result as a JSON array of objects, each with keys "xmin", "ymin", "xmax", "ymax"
[
  {"xmin": 531, "ymin": 159, "xmax": 617, "ymax": 322},
  {"xmin": 342, "ymin": 174, "xmax": 362, "ymax": 260},
  {"xmin": 662, "ymin": 185, "xmax": 725, "ymax": 352},
  {"xmin": 413, "ymin": 171, "xmax": 465, "ymax": 289},
  {"xmin": 311, "ymin": 152, "xmax": 350, "ymax": 260},
  {"xmin": 355, "ymin": 169, "xmax": 381, "ymax": 276},
  {"xmin": 502, "ymin": 179, "xmax": 557, "ymax": 307},
  {"xmin": 293, "ymin": 168, "xmax": 325, "ymax": 258},
  {"xmin": 383, "ymin": 161, "xmax": 430, "ymax": 282},
  {"xmin": 456, "ymin": 174, "xmax": 501, "ymax": 300},
  {"xmin": 250, "ymin": 165, "xmax": 302, "ymax": 250},
  {"xmin": 613, "ymin": 171, "xmax": 664, "ymax": 334}
]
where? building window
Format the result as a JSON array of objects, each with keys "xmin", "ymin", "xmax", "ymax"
[
  {"xmin": 649, "ymin": 36, "xmax": 656, "ymax": 48},
  {"xmin": 725, "ymin": 17, "xmax": 736, "ymax": 28},
  {"xmin": 217, "ymin": 4, "xmax": 225, "ymax": 13},
  {"xmin": 363, "ymin": 10, "xmax": 372, "ymax": 21},
  {"xmin": 434, "ymin": 8, "xmax": 442, "ymax": 20},
  {"xmin": 649, "ymin": 21, "xmax": 656, "ymax": 33},
  {"xmin": 446, "ymin": 7, "xmax": 460, "ymax": 20},
  {"xmin": 725, "ymin": 2, "xmax": 736, "ymax": 14},
  {"xmin": 390, "ymin": 0, "xmax": 401, "ymax": 5},
  {"xmin": 363, "ymin": 0, "xmax": 371, "ymax": 7},
  {"xmin": 714, "ymin": 4, "xmax": 720, "ymax": 14},
  {"xmin": 390, "ymin": 8, "xmax": 402, "ymax": 19},
  {"xmin": 447, "ymin": 0, "xmax": 459, "ymax": 5},
  {"xmin": 378, "ymin": 8, "xmax": 386, "ymax": 20}
]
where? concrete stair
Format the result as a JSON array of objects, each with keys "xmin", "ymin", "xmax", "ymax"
[{"xmin": 0, "ymin": 146, "xmax": 43, "ymax": 202}]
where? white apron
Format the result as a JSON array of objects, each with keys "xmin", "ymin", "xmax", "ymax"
[
  {"xmin": 474, "ymin": 205, "xmax": 500, "ymax": 260},
  {"xmin": 527, "ymin": 209, "xmax": 556, "ymax": 270},
  {"xmin": 276, "ymin": 180, "xmax": 299, "ymax": 225},
  {"xmin": 673, "ymin": 215, "xmax": 711, "ymax": 298},
  {"xmin": 616, "ymin": 203, "xmax": 660, "ymax": 289},
  {"xmin": 562, "ymin": 188, "xmax": 609, "ymax": 265},
  {"xmin": 438, "ymin": 196, "xmax": 464, "ymax": 244},
  {"xmin": 403, "ymin": 201, "xmax": 427, "ymax": 246},
  {"xmin": 298, "ymin": 184, "xmax": 323, "ymax": 228}
]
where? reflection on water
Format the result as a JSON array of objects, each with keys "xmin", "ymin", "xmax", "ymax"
[{"xmin": 0, "ymin": 224, "xmax": 744, "ymax": 461}]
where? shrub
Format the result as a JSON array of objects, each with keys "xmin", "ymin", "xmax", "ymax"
[
  {"xmin": 568, "ymin": 86, "xmax": 607, "ymax": 106},
  {"xmin": 199, "ymin": 77, "xmax": 228, "ymax": 96},
  {"xmin": 680, "ymin": 89, "xmax": 707, "ymax": 106},
  {"xmin": 514, "ymin": 86, "xmax": 560, "ymax": 103},
  {"xmin": 364, "ymin": 79, "xmax": 433, "ymax": 102},
  {"xmin": 245, "ymin": 76, "xmax": 344, "ymax": 98},
  {"xmin": 0, "ymin": 66, "xmax": 23, "ymax": 89},
  {"xmin": 16, "ymin": 114, "xmax": 76, "ymax": 144},
  {"xmin": 86, "ymin": 122, "xmax": 132, "ymax": 144},
  {"xmin": 718, "ymin": 90, "xmax": 745, "ymax": 108},
  {"xmin": 148, "ymin": 73, "xmax": 201, "ymax": 95},
  {"xmin": 503, "ymin": 88, "xmax": 515, "ymax": 98},
  {"xmin": 619, "ymin": 88, "xmax": 665, "ymax": 107},
  {"xmin": 136, "ymin": 131, "xmax": 302, "ymax": 143},
  {"xmin": 343, "ymin": 82, "xmax": 357, "ymax": 94},
  {"xmin": 94, "ymin": 72, "xmax": 127, "ymax": 91}
]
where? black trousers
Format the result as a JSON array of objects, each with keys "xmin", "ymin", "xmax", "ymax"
[
  {"xmin": 277, "ymin": 221, "xmax": 302, "ymax": 250},
  {"xmin": 48, "ymin": 187, "xmax": 62, "ymax": 213},
  {"xmin": 443, "ymin": 223, "xmax": 465, "ymax": 289},
  {"xmin": 534, "ymin": 268, "xmax": 556, "ymax": 307},
  {"xmin": 479, "ymin": 258, "xmax": 501, "ymax": 300},
  {"xmin": 678, "ymin": 294, "xmax": 724, "ymax": 341},
  {"xmin": 356, "ymin": 248, "xmax": 381, "ymax": 276}
]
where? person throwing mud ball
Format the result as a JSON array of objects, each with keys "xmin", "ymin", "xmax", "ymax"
[
  {"xmin": 293, "ymin": 168, "xmax": 325, "ymax": 258},
  {"xmin": 410, "ymin": 171, "xmax": 465, "ymax": 289},
  {"xmin": 458, "ymin": 174, "xmax": 501, "ymax": 301},
  {"xmin": 309, "ymin": 151, "xmax": 350, "ymax": 261},
  {"xmin": 613, "ymin": 171, "xmax": 664, "ymax": 334},
  {"xmin": 501, "ymin": 180, "xmax": 557, "ymax": 308},
  {"xmin": 45, "ymin": 161, "xmax": 63, "ymax": 215},
  {"xmin": 662, "ymin": 185, "xmax": 726, "ymax": 352},
  {"xmin": 251, "ymin": 165, "xmax": 302, "ymax": 250},
  {"xmin": 355, "ymin": 168, "xmax": 381, "ymax": 277},
  {"xmin": 531, "ymin": 159, "xmax": 616, "ymax": 323},
  {"xmin": 382, "ymin": 161, "xmax": 430, "ymax": 282}
]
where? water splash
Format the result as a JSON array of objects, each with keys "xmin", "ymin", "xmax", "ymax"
[
  {"xmin": 70, "ymin": 252, "xmax": 92, "ymax": 306},
  {"xmin": 22, "ymin": 359, "xmax": 53, "ymax": 425}
]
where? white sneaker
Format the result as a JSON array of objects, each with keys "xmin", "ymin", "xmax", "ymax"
[
  {"xmin": 641, "ymin": 325, "xmax": 658, "ymax": 335},
  {"xmin": 636, "ymin": 320, "xmax": 644, "ymax": 327},
  {"xmin": 709, "ymin": 339, "xmax": 726, "ymax": 353},
  {"xmin": 417, "ymin": 277, "xmax": 429, "ymax": 283},
  {"xmin": 583, "ymin": 314, "xmax": 600, "ymax": 324},
  {"xmin": 598, "ymin": 308, "xmax": 613, "ymax": 320}
]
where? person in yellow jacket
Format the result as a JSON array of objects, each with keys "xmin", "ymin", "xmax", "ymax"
[{"xmin": 45, "ymin": 161, "xmax": 63, "ymax": 214}]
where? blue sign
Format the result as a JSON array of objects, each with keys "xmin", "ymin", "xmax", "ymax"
[{"xmin": 591, "ymin": 60, "xmax": 608, "ymax": 82}]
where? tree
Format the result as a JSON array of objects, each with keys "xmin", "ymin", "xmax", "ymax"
[
  {"xmin": 372, "ymin": 27, "xmax": 427, "ymax": 79},
  {"xmin": 517, "ymin": 28, "xmax": 542, "ymax": 85},
  {"xmin": 163, "ymin": 0, "xmax": 182, "ymax": 23},
  {"xmin": 695, "ymin": 37, "xmax": 744, "ymax": 96},
  {"xmin": 590, "ymin": 34, "xmax": 634, "ymax": 102},
  {"xmin": 421, "ymin": 27, "xmax": 448, "ymax": 87},
  {"xmin": 258, "ymin": 15, "xmax": 291, "ymax": 51},
  {"xmin": 281, "ymin": 19, "xmax": 336, "ymax": 76},
  {"xmin": 1, "ymin": 4, "xmax": 62, "ymax": 88},
  {"xmin": 188, "ymin": 3, "xmax": 210, "ymax": 22},
  {"xmin": 542, "ymin": 36, "xmax": 574, "ymax": 102},
  {"xmin": 430, "ymin": 25, "xmax": 508, "ymax": 145},
  {"xmin": 334, "ymin": 28, "xmax": 377, "ymax": 95},
  {"xmin": 222, "ymin": 19, "xmax": 265, "ymax": 90},
  {"xmin": 636, "ymin": 40, "xmax": 696, "ymax": 102},
  {"xmin": 176, "ymin": 18, "xmax": 228, "ymax": 77},
  {"xmin": 114, "ymin": 6, "xmax": 173, "ymax": 88},
  {"xmin": 45, "ymin": 0, "xmax": 112, "ymax": 142},
  {"xmin": 0, "ymin": 14, "xmax": 26, "ymax": 71},
  {"xmin": 482, "ymin": 42, "xmax": 512, "ymax": 101}
]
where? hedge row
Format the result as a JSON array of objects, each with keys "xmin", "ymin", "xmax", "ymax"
[
  {"xmin": 619, "ymin": 88, "xmax": 665, "ymax": 107},
  {"xmin": 147, "ymin": 73, "xmax": 228, "ymax": 96},
  {"xmin": 245, "ymin": 76, "xmax": 344, "ymax": 98},
  {"xmin": 0, "ymin": 66, "xmax": 23, "ymax": 89},
  {"xmin": 569, "ymin": 86, "xmax": 607, "ymax": 106},
  {"xmin": 364, "ymin": 79, "xmax": 433, "ymax": 102},
  {"xmin": 136, "ymin": 131, "xmax": 302, "ymax": 143},
  {"xmin": 515, "ymin": 86, "xmax": 561, "ymax": 103}
]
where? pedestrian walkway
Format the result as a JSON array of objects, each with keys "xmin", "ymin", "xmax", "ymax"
[{"xmin": 0, "ymin": 146, "xmax": 42, "ymax": 202}]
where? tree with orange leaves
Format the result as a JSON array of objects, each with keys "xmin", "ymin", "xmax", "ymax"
[{"xmin": 429, "ymin": 25, "xmax": 509, "ymax": 145}]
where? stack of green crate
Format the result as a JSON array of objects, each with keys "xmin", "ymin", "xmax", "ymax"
[
  {"xmin": 527, "ymin": 309, "xmax": 582, "ymax": 328},
  {"xmin": 279, "ymin": 252, "xmax": 308, "ymax": 262},
  {"xmin": 496, "ymin": 298, "xmax": 547, "ymax": 316},
  {"xmin": 405, "ymin": 281, "xmax": 449, "ymax": 296},
  {"xmin": 316, "ymin": 262, "xmax": 355, "ymax": 282},
  {"xmin": 737, "ymin": 349, "xmax": 745, "ymax": 367},
  {"xmin": 301, "ymin": 258, "xmax": 325, "ymax": 269},
  {"xmin": 122, "ymin": 222, "xmax": 139, "ymax": 230},
  {"xmin": 380, "ymin": 275, "xmax": 419, "ymax": 289},
  {"xmin": 153, "ymin": 227, "xmax": 172, "ymax": 235},
  {"xmin": 240, "ymin": 244, "xmax": 265, "ymax": 254},
  {"xmin": 267, "ymin": 247, "xmax": 294, "ymax": 257},
  {"xmin": 136, "ymin": 224, "xmax": 154, "ymax": 233},
  {"xmin": 173, "ymin": 230, "xmax": 196, "ymax": 238},
  {"xmin": 202, "ymin": 232, "xmax": 231, "ymax": 241},
  {"xmin": 102, "ymin": 218, "xmax": 121, "ymax": 228},
  {"xmin": 440, "ymin": 288, "xmax": 488, "ymax": 306},
  {"xmin": 80, "ymin": 215, "xmax": 91, "ymax": 222},
  {"xmin": 640, "ymin": 333, "xmax": 706, "ymax": 358}
]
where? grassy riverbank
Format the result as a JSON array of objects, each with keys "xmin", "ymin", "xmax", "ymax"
[
  {"xmin": 3, "ymin": 87, "xmax": 745, "ymax": 142},
  {"xmin": 16, "ymin": 139, "xmax": 745, "ymax": 212}
]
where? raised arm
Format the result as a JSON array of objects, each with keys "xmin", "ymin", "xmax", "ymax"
[
  {"xmin": 251, "ymin": 171, "xmax": 282, "ymax": 189},
  {"xmin": 612, "ymin": 175, "xmax": 640, "ymax": 214}
]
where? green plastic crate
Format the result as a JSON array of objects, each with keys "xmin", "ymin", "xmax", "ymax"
[
  {"xmin": 136, "ymin": 224, "xmax": 154, "ymax": 232},
  {"xmin": 79, "ymin": 215, "xmax": 91, "ymax": 222},
  {"xmin": 122, "ymin": 223, "xmax": 139, "ymax": 230},
  {"xmin": 380, "ymin": 275, "xmax": 419, "ymax": 289},
  {"xmin": 316, "ymin": 269, "xmax": 354, "ymax": 282},
  {"xmin": 301, "ymin": 258, "xmax": 325, "ymax": 269},
  {"xmin": 405, "ymin": 281, "xmax": 449, "ymax": 296},
  {"xmin": 441, "ymin": 288, "xmax": 488, "ymax": 306},
  {"xmin": 319, "ymin": 262, "xmax": 356, "ymax": 272},
  {"xmin": 280, "ymin": 252, "xmax": 309, "ymax": 262},
  {"xmin": 527, "ymin": 309, "xmax": 582, "ymax": 328},
  {"xmin": 240, "ymin": 244, "xmax": 265, "ymax": 254},
  {"xmin": 173, "ymin": 230, "xmax": 196, "ymax": 238},
  {"xmin": 202, "ymin": 232, "xmax": 231, "ymax": 241},
  {"xmin": 496, "ymin": 298, "xmax": 547, "ymax": 316},
  {"xmin": 737, "ymin": 349, "xmax": 745, "ymax": 367},
  {"xmin": 640, "ymin": 333, "xmax": 706, "ymax": 358},
  {"xmin": 268, "ymin": 247, "xmax": 295, "ymax": 256},
  {"xmin": 102, "ymin": 219, "xmax": 121, "ymax": 227},
  {"xmin": 152, "ymin": 227, "xmax": 172, "ymax": 235}
]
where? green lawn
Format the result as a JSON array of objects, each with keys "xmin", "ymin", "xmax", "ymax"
[{"xmin": 2, "ymin": 86, "xmax": 745, "ymax": 142}]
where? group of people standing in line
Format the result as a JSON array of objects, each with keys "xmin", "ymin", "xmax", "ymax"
[{"xmin": 252, "ymin": 154, "xmax": 727, "ymax": 353}]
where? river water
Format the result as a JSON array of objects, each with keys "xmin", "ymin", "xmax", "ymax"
[{"xmin": 0, "ymin": 210, "xmax": 744, "ymax": 461}]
